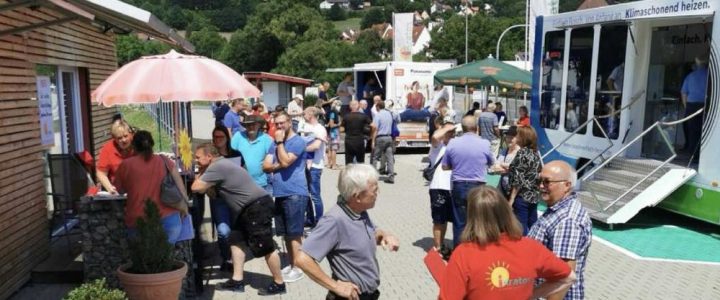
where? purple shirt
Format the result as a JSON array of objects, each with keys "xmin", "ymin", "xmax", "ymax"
[{"xmin": 441, "ymin": 133, "xmax": 494, "ymax": 182}]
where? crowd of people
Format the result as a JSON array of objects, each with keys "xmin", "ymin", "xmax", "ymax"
[{"xmin": 96, "ymin": 81, "xmax": 593, "ymax": 299}]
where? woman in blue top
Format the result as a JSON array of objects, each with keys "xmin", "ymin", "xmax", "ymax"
[{"xmin": 326, "ymin": 101, "xmax": 341, "ymax": 170}]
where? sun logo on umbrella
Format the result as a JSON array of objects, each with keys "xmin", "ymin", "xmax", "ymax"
[
  {"xmin": 480, "ymin": 67, "xmax": 501, "ymax": 75},
  {"xmin": 486, "ymin": 261, "xmax": 510, "ymax": 289},
  {"xmin": 178, "ymin": 129, "xmax": 193, "ymax": 170}
]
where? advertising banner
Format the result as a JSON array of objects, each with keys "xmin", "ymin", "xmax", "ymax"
[
  {"xmin": 36, "ymin": 76, "xmax": 54, "ymax": 146},
  {"xmin": 393, "ymin": 13, "xmax": 414, "ymax": 62}
]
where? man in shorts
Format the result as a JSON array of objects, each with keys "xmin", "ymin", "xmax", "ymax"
[{"xmin": 191, "ymin": 143, "xmax": 285, "ymax": 295}]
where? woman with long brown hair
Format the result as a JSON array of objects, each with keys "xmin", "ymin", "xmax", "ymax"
[
  {"xmin": 508, "ymin": 125, "xmax": 542, "ymax": 234},
  {"xmin": 439, "ymin": 186, "xmax": 575, "ymax": 300}
]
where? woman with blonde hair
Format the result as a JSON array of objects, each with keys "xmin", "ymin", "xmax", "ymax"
[
  {"xmin": 508, "ymin": 125, "xmax": 542, "ymax": 234},
  {"xmin": 96, "ymin": 119, "xmax": 134, "ymax": 194},
  {"xmin": 439, "ymin": 186, "xmax": 575, "ymax": 300}
]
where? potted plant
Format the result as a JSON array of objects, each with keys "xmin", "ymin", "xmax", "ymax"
[
  {"xmin": 116, "ymin": 200, "xmax": 187, "ymax": 300},
  {"xmin": 64, "ymin": 278, "xmax": 127, "ymax": 300}
]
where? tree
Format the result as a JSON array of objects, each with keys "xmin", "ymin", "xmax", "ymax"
[
  {"xmin": 188, "ymin": 27, "xmax": 227, "ymax": 59},
  {"xmin": 328, "ymin": 4, "xmax": 347, "ymax": 21},
  {"xmin": 221, "ymin": 28, "xmax": 284, "ymax": 72},
  {"xmin": 267, "ymin": 4, "xmax": 337, "ymax": 49},
  {"xmin": 356, "ymin": 30, "xmax": 391, "ymax": 59},
  {"xmin": 427, "ymin": 15, "xmax": 524, "ymax": 63},
  {"xmin": 361, "ymin": 7, "xmax": 386, "ymax": 29},
  {"xmin": 116, "ymin": 34, "xmax": 171, "ymax": 66},
  {"xmin": 273, "ymin": 40, "xmax": 373, "ymax": 84}
]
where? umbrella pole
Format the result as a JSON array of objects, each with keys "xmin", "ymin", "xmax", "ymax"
[{"xmin": 157, "ymin": 101, "xmax": 162, "ymax": 151}]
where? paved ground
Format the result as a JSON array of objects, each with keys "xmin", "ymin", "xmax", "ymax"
[
  {"xmin": 11, "ymin": 107, "xmax": 720, "ymax": 299},
  {"xmin": 199, "ymin": 153, "xmax": 720, "ymax": 299}
]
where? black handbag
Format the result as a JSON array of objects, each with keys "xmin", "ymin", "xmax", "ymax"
[
  {"xmin": 422, "ymin": 154, "xmax": 444, "ymax": 182},
  {"xmin": 160, "ymin": 156, "xmax": 187, "ymax": 205}
]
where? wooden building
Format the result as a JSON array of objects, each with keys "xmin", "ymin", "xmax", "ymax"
[{"xmin": 0, "ymin": 0, "xmax": 192, "ymax": 298}]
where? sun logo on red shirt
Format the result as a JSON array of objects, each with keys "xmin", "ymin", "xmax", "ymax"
[{"xmin": 486, "ymin": 261, "xmax": 510, "ymax": 289}]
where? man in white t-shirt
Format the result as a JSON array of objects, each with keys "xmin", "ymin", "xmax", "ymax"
[
  {"xmin": 302, "ymin": 107, "xmax": 328, "ymax": 228},
  {"xmin": 288, "ymin": 94, "xmax": 304, "ymax": 132},
  {"xmin": 427, "ymin": 115, "xmax": 456, "ymax": 259}
]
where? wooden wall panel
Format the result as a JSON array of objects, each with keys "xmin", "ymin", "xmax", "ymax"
[{"xmin": 0, "ymin": 1, "xmax": 121, "ymax": 298}]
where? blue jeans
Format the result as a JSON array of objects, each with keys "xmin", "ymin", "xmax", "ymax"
[
  {"xmin": 400, "ymin": 108, "xmax": 431, "ymax": 121},
  {"xmin": 292, "ymin": 120, "xmax": 299, "ymax": 133},
  {"xmin": 275, "ymin": 195, "xmax": 309, "ymax": 238},
  {"xmin": 451, "ymin": 181, "xmax": 484, "ymax": 247},
  {"xmin": 306, "ymin": 168, "xmax": 324, "ymax": 226},
  {"xmin": 127, "ymin": 212, "xmax": 182, "ymax": 244},
  {"xmin": 512, "ymin": 196, "xmax": 538, "ymax": 235},
  {"xmin": 210, "ymin": 197, "xmax": 232, "ymax": 261}
]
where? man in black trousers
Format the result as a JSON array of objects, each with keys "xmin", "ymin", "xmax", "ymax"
[{"xmin": 341, "ymin": 100, "xmax": 373, "ymax": 165}]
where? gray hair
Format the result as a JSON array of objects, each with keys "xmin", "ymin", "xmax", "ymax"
[{"xmin": 337, "ymin": 164, "xmax": 379, "ymax": 203}]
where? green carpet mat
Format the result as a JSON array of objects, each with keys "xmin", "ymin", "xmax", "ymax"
[{"xmin": 537, "ymin": 204, "xmax": 720, "ymax": 263}]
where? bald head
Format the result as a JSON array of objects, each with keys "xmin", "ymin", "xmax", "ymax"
[
  {"xmin": 543, "ymin": 160, "xmax": 577, "ymax": 186},
  {"xmin": 540, "ymin": 160, "xmax": 577, "ymax": 205},
  {"xmin": 349, "ymin": 100, "xmax": 360, "ymax": 112},
  {"xmin": 461, "ymin": 115, "xmax": 478, "ymax": 133}
]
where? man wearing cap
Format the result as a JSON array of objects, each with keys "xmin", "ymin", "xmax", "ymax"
[
  {"xmin": 231, "ymin": 115, "xmax": 274, "ymax": 193},
  {"xmin": 371, "ymin": 100, "xmax": 399, "ymax": 184},
  {"xmin": 288, "ymin": 94, "xmax": 304, "ymax": 132}
]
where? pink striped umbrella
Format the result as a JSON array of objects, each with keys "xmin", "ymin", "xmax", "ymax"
[{"xmin": 92, "ymin": 50, "xmax": 260, "ymax": 106}]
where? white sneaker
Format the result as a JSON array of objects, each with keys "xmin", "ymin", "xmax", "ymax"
[
  {"xmin": 281, "ymin": 265, "xmax": 292, "ymax": 275},
  {"xmin": 282, "ymin": 267, "xmax": 305, "ymax": 283}
]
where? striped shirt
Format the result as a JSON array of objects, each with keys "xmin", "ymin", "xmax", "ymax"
[{"xmin": 528, "ymin": 192, "xmax": 592, "ymax": 300}]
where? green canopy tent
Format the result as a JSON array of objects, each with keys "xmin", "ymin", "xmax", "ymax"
[{"xmin": 434, "ymin": 57, "xmax": 532, "ymax": 90}]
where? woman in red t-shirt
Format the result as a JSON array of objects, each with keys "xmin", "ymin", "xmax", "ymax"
[
  {"xmin": 406, "ymin": 81, "xmax": 426, "ymax": 110},
  {"xmin": 113, "ymin": 130, "xmax": 188, "ymax": 229},
  {"xmin": 516, "ymin": 105, "xmax": 531, "ymax": 127},
  {"xmin": 439, "ymin": 186, "xmax": 575, "ymax": 300},
  {"xmin": 96, "ymin": 120, "xmax": 134, "ymax": 194}
]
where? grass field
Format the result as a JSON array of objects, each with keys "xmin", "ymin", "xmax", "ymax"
[
  {"xmin": 333, "ymin": 18, "xmax": 362, "ymax": 31},
  {"xmin": 119, "ymin": 105, "xmax": 174, "ymax": 153}
]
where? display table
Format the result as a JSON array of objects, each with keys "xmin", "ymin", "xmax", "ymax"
[{"xmin": 79, "ymin": 195, "xmax": 128, "ymax": 288}]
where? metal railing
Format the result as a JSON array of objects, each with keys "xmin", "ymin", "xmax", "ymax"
[
  {"xmin": 541, "ymin": 90, "xmax": 646, "ymax": 175},
  {"xmin": 580, "ymin": 107, "xmax": 704, "ymax": 212}
]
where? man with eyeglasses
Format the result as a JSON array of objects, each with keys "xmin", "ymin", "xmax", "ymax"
[{"xmin": 528, "ymin": 160, "xmax": 592, "ymax": 300}]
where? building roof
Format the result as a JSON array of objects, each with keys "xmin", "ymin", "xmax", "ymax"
[
  {"xmin": 0, "ymin": 0, "xmax": 194, "ymax": 52},
  {"xmin": 577, "ymin": 0, "xmax": 610, "ymax": 10},
  {"xmin": 243, "ymin": 72, "xmax": 314, "ymax": 86}
]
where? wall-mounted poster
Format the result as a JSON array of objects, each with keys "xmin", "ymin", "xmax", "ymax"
[{"xmin": 36, "ymin": 76, "xmax": 54, "ymax": 146}]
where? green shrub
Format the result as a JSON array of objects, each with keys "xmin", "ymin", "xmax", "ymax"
[
  {"xmin": 64, "ymin": 279, "xmax": 127, "ymax": 300},
  {"xmin": 304, "ymin": 94, "xmax": 319, "ymax": 107},
  {"xmin": 127, "ymin": 200, "xmax": 177, "ymax": 274}
]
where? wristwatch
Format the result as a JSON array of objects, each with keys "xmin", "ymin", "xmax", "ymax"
[{"xmin": 276, "ymin": 141, "xmax": 284, "ymax": 145}]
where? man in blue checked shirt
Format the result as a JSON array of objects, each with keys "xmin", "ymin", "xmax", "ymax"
[{"xmin": 528, "ymin": 160, "xmax": 592, "ymax": 300}]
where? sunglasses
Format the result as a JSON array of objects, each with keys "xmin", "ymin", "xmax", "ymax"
[{"xmin": 537, "ymin": 177, "xmax": 568, "ymax": 186}]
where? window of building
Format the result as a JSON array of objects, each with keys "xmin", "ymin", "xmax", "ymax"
[{"xmin": 540, "ymin": 31, "xmax": 565, "ymax": 130}]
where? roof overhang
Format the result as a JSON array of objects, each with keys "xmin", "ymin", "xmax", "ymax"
[
  {"xmin": 243, "ymin": 72, "xmax": 314, "ymax": 86},
  {"xmin": 0, "ymin": 0, "xmax": 193, "ymax": 52}
]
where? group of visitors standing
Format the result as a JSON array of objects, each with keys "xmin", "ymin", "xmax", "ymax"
[{"xmin": 426, "ymin": 102, "xmax": 593, "ymax": 300}]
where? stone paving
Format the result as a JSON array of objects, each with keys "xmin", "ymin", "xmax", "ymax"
[{"xmin": 198, "ymin": 153, "xmax": 720, "ymax": 299}]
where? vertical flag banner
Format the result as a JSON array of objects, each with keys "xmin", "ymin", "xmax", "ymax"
[
  {"xmin": 393, "ymin": 13, "xmax": 414, "ymax": 62},
  {"xmin": 528, "ymin": 0, "xmax": 559, "ymax": 65},
  {"xmin": 36, "ymin": 76, "xmax": 54, "ymax": 146}
]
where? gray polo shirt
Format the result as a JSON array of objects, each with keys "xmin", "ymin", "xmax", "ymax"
[
  {"xmin": 302, "ymin": 203, "xmax": 379, "ymax": 294},
  {"xmin": 201, "ymin": 157, "xmax": 268, "ymax": 223}
]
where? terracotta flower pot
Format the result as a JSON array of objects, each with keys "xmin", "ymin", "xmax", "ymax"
[{"xmin": 116, "ymin": 261, "xmax": 187, "ymax": 300}]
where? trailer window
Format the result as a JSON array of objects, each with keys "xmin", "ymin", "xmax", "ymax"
[
  {"xmin": 540, "ymin": 31, "xmax": 564, "ymax": 130},
  {"xmin": 593, "ymin": 25, "xmax": 628, "ymax": 139},
  {"xmin": 565, "ymin": 27, "xmax": 594, "ymax": 134}
]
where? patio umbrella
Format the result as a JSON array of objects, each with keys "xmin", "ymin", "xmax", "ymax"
[
  {"xmin": 92, "ymin": 49, "xmax": 260, "ymax": 106},
  {"xmin": 434, "ymin": 57, "xmax": 532, "ymax": 90}
]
